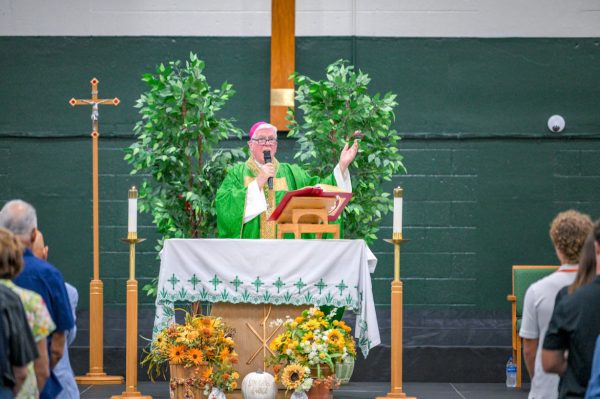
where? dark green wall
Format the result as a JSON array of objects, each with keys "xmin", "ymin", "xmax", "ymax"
[{"xmin": 1, "ymin": 37, "xmax": 599, "ymax": 314}]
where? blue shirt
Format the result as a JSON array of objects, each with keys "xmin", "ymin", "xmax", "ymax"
[
  {"xmin": 54, "ymin": 283, "xmax": 79, "ymax": 399},
  {"xmin": 14, "ymin": 249, "xmax": 75, "ymax": 399},
  {"xmin": 586, "ymin": 335, "xmax": 600, "ymax": 399}
]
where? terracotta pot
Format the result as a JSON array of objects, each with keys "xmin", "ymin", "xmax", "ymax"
[
  {"xmin": 306, "ymin": 382, "xmax": 331, "ymax": 399},
  {"xmin": 169, "ymin": 363, "xmax": 208, "ymax": 399}
]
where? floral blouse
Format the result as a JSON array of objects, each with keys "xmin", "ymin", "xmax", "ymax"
[{"xmin": 1, "ymin": 279, "xmax": 56, "ymax": 399}]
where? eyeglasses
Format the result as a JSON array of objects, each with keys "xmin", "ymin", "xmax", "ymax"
[{"xmin": 251, "ymin": 138, "xmax": 278, "ymax": 145}]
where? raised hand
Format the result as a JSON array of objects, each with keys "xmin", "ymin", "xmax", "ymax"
[{"xmin": 339, "ymin": 139, "xmax": 359, "ymax": 174}]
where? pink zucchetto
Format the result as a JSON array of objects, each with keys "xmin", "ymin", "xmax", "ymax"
[{"xmin": 249, "ymin": 121, "xmax": 277, "ymax": 138}]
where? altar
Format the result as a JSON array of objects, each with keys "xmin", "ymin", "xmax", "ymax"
[{"xmin": 153, "ymin": 238, "xmax": 380, "ymax": 376}]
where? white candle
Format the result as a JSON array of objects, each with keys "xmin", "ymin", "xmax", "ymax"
[
  {"xmin": 128, "ymin": 186, "xmax": 138, "ymax": 234},
  {"xmin": 393, "ymin": 187, "xmax": 403, "ymax": 234}
]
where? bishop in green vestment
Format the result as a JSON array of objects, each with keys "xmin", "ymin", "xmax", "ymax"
[{"xmin": 216, "ymin": 121, "xmax": 358, "ymax": 239}]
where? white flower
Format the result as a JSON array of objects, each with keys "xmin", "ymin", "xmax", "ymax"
[
  {"xmin": 298, "ymin": 378, "xmax": 313, "ymax": 392},
  {"xmin": 269, "ymin": 318, "xmax": 284, "ymax": 328}
]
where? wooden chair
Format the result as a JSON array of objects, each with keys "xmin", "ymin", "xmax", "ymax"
[{"xmin": 506, "ymin": 265, "xmax": 559, "ymax": 388}]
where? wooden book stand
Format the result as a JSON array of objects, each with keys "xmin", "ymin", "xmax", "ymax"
[{"xmin": 274, "ymin": 197, "xmax": 340, "ymax": 239}]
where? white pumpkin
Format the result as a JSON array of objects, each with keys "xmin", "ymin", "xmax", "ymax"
[{"xmin": 241, "ymin": 370, "xmax": 277, "ymax": 399}]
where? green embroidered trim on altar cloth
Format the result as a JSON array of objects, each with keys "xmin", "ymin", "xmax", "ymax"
[{"xmin": 153, "ymin": 272, "xmax": 373, "ymax": 356}]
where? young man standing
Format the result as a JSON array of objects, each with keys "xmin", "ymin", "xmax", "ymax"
[{"xmin": 520, "ymin": 210, "xmax": 592, "ymax": 399}]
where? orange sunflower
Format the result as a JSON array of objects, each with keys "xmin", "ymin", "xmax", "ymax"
[
  {"xmin": 186, "ymin": 348, "xmax": 204, "ymax": 365},
  {"xmin": 169, "ymin": 345, "xmax": 186, "ymax": 364},
  {"xmin": 202, "ymin": 366, "xmax": 213, "ymax": 380}
]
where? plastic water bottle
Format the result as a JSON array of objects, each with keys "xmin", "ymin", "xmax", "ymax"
[{"xmin": 506, "ymin": 356, "xmax": 517, "ymax": 388}]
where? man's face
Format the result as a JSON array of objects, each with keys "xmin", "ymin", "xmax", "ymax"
[{"xmin": 248, "ymin": 128, "xmax": 278, "ymax": 164}]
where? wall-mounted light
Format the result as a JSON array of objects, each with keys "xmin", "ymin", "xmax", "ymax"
[{"xmin": 548, "ymin": 115, "xmax": 565, "ymax": 133}]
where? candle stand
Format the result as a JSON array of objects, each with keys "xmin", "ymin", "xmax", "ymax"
[
  {"xmin": 112, "ymin": 187, "xmax": 152, "ymax": 399},
  {"xmin": 376, "ymin": 187, "xmax": 416, "ymax": 399}
]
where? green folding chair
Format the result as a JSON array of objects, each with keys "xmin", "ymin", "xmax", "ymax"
[{"xmin": 506, "ymin": 265, "xmax": 559, "ymax": 388}]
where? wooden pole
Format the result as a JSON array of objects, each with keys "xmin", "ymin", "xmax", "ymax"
[
  {"xmin": 376, "ymin": 188, "xmax": 416, "ymax": 399},
  {"xmin": 70, "ymin": 78, "xmax": 123, "ymax": 385},
  {"xmin": 270, "ymin": 0, "xmax": 295, "ymax": 131}
]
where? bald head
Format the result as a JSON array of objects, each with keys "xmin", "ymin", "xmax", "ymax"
[{"xmin": 0, "ymin": 200, "xmax": 38, "ymax": 246}]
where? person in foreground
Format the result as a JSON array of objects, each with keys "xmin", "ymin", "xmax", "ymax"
[
  {"xmin": 216, "ymin": 121, "xmax": 358, "ymax": 239},
  {"xmin": 520, "ymin": 210, "xmax": 592, "ymax": 399},
  {"xmin": 0, "ymin": 231, "xmax": 38, "ymax": 399},
  {"xmin": 542, "ymin": 219, "xmax": 600, "ymax": 398},
  {"xmin": 0, "ymin": 228, "xmax": 56, "ymax": 399},
  {"xmin": 32, "ymin": 230, "xmax": 79, "ymax": 399},
  {"xmin": 0, "ymin": 200, "xmax": 75, "ymax": 399}
]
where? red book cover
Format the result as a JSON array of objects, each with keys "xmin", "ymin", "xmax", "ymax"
[{"xmin": 268, "ymin": 185, "xmax": 352, "ymax": 222}]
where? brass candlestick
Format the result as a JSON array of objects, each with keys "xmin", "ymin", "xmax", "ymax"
[
  {"xmin": 112, "ymin": 188, "xmax": 151, "ymax": 399},
  {"xmin": 377, "ymin": 187, "xmax": 416, "ymax": 399}
]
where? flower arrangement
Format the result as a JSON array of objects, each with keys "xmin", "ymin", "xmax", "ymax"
[
  {"xmin": 142, "ymin": 310, "xmax": 239, "ymax": 396},
  {"xmin": 268, "ymin": 307, "xmax": 356, "ymax": 395}
]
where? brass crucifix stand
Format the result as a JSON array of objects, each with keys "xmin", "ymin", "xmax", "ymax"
[{"xmin": 69, "ymin": 78, "xmax": 124, "ymax": 384}]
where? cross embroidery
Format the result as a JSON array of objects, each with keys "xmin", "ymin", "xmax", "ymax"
[
  {"xmin": 168, "ymin": 274, "xmax": 180, "ymax": 290},
  {"xmin": 231, "ymin": 276, "xmax": 243, "ymax": 292},
  {"xmin": 273, "ymin": 277, "xmax": 285, "ymax": 293},
  {"xmin": 252, "ymin": 277, "xmax": 264, "ymax": 293},
  {"xmin": 336, "ymin": 280, "xmax": 348, "ymax": 296},
  {"xmin": 210, "ymin": 274, "xmax": 223, "ymax": 291},
  {"xmin": 315, "ymin": 278, "xmax": 327, "ymax": 294},
  {"xmin": 294, "ymin": 278, "xmax": 307, "ymax": 294},
  {"xmin": 187, "ymin": 274, "xmax": 200, "ymax": 290}
]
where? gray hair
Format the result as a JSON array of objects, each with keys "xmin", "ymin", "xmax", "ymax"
[{"xmin": 0, "ymin": 200, "xmax": 38, "ymax": 238}]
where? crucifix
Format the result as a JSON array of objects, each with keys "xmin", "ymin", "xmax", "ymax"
[
  {"xmin": 270, "ymin": 0, "xmax": 295, "ymax": 130},
  {"xmin": 69, "ymin": 78, "xmax": 124, "ymax": 385}
]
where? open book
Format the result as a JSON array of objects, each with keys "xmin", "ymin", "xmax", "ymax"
[{"xmin": 267, "ymin": 184, "xmax": 352, "ymax": 222}]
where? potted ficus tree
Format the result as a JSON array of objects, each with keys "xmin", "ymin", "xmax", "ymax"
[
  {"xmin": 288, "ymin": 59, "xmax": 406, "ymax": 244},
  {"xmin": 125, "ymin": 52, "xmax": 245, "ymax": 295}
]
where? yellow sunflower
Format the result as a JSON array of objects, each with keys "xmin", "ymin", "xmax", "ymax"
[
  {"xmin": 327, "ymin": 329, "xmax": 343, "ymax": 345},
  {"xmin": 281, "ymin": 364, "xmax": 306, "ymax": 390},
  {"xmin": 186, "ymin": 348, "xmax": 204, "ymax": 365},
  {"xmin": 269, "ymin": 336, "xmax": 282, "ymax": 351},
  {"xmin": 302, "ymin": 319, "xmax": 320, "ymax": 331},
  {"xmin": 169, "ymin": 345, "xmax": 186, "ymax": 364}
]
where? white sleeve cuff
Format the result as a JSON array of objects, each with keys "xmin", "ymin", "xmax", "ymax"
[
  {"xmin": 334, "ymin": 164, "xmax": 352, "ymax": 192},
  {"xmin": 244, "ymin": 180, "xmax": 267, "ymax": 223}
]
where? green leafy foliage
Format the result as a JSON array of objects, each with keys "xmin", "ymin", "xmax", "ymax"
[
  {"xmin": 125, "ymin": 53, "xmax": 245, "ymax": 294},
  {"xmin": 288, "ymin": 60, "xmax": 406, "ymax": 243}
]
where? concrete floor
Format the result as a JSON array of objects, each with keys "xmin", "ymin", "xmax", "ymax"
[{"xmin": 80, "ymin": 381, "xmax": 531, "ymax": 399}]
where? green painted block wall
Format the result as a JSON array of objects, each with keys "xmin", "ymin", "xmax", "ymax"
[{"xmin": 1, "ymin": 37, "xmax": 599, "ymax": 314}]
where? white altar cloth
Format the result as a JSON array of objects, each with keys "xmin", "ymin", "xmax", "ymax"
[{"xmin": 153, "ymin": 238, "xmax": 380, "ymax": 356}]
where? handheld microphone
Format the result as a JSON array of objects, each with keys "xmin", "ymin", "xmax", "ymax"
[{"xmin": 263, "ymin": 150, "xmax": 273, "ymax": 190}]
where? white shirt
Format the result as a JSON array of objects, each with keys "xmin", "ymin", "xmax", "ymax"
[{"xmin": 519, "ymin": 264, "xmax": 578, "ymax": 399}]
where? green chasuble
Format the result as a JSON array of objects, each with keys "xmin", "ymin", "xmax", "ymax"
[{"xmin": 216, "ymin": 158, "xmax": 338, "ymax": 239}]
